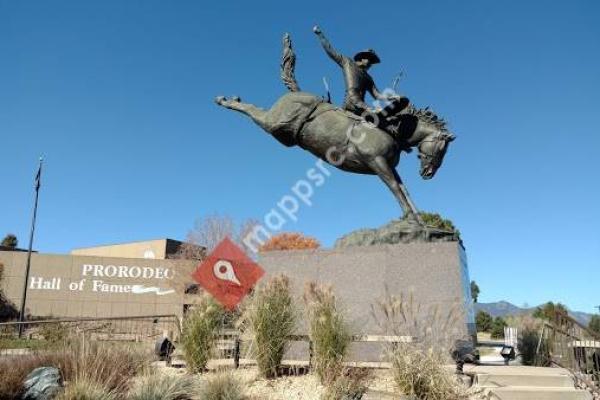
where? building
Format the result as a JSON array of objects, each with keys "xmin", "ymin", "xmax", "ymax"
[
  {"xmin": 0, "ymin": 239, "xmax": 203, "ymax": 319},
  {"xmin": 71, "ymin": 238, "xmax": 202, "ymax": 260}
]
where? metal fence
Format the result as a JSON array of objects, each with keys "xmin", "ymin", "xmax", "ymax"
[
  {"xmin": 0, "ymin": 314, "xmax": 181, "ymax": 356},
  {"xmin": 541, "ymin": 313, "xmax": 600, "ymax": 386},
  {"xmin": 210, "ymin": 331, "xmax": 415, "ymax": 369}
]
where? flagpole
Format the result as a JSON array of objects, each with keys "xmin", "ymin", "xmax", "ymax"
[{"xmin": 18, "ymin": 157, "xmax": 43, "ymax": 338}]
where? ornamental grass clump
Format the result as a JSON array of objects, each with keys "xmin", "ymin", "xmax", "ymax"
[
  {"xmin": 0, "ymin": 341, "xmax": 150, "ymax": 399},
  {"xmin": 127, "ymin": 373, "xmax": 200, "ymax": 400},
  {"xmin": 63, "ymin": 341, "xmax": 151, "ymax": 394},
  {"xmin": 373, "ymin": 291, "xmax": 479, "ymax": 400},
  {"xmin": 199, "ymin": 371, "xmax": 246, "ymax": 400},
  {"xmin": 243, "ymin": 275, "xmax": 296, "ymax": 378},
  {"xmin": 57, "ymin": 379, "xmax": 118, "ymax": 400},
  {"xmin": 182, "ymin": 294, "xmax": 225, "ymax": 373},
  {"xmin": 321, "ymin": 368, "xmax": 371, "ymax": 400},
  {"xmin": 303, "ymin": 282, "xmax": 351, "ymax": 385},
  {"xmin": 514, "ymin": 316, "xmax": 551, "ymax": 366}
]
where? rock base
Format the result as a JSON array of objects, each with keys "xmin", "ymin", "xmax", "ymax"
[{"xmin": 334, "ymin": 218, "xmax": 460, "ymax": 248}]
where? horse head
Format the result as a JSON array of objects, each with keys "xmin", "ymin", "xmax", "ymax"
[{"xmin": 417, "ymin": 130, "xmax": 455, "ymax": 179}]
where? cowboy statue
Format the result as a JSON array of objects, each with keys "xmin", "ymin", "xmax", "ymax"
[
  {"xmin": 215, "ymin": 27, "xmax": 456, "ymax": 236},
  {"xmin": 313, "ymin": 25, "xmax": 407, "ymax": 119}
]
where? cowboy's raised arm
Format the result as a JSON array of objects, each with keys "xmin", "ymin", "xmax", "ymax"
[{"xmin": 313, "ymin": 26, "xmax": 345, "ymax": 66}]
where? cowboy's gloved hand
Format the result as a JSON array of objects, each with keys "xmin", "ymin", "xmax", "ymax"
[{"xmin": 313, "ymin": 25, "xmax": 322, "ymax": 35}]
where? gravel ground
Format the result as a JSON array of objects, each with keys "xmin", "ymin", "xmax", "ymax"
[{"xmin": 153, "ymin": 362, "xmax": 399, "ymax": 399}]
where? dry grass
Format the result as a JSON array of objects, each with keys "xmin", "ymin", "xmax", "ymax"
[
  {"xmin": 63, "ymin": 341, "xmax": 151, "ymax": 393},
  {"xmin": 513, "ymin": 316, "xmax": 550, "ymax": 366},
  {"xmin": 181, "ymin": 294, "xmax": 225, "ymax": 373},
  {"xmin": 128, "ymin": 373, "xmax": 200, "ymax": 400},
  {"xmin": 242, "ymin": 275, "xmax": 296, "ymax": 378},
  {"xmin": 303, "ymin": 282, "xmax": 351, "ymax": 385},
  {"xmin": 199, "ymin": 371, "xmax": 246, "ymax": 400},
  {"xmin": 320, "ymin": 368, "xmax": 371, "ymax": 400},
  {"xmin": 373, "ymin": 291, "xmax": 478, "ymax": 400},
  {"xmin": 56, "ymin": 379, "xmax": 118, "ymax": 400},
  {"xmin": 0, "ymin": 353, "xmax": 60, "ymax": 399},
  {"xmin": 0, "ymin": 340, "xmax": 150, "ymax": 399}
]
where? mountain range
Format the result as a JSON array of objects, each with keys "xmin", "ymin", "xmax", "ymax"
[{"xmin": 474, "ymin": 301, "xmax": 594, "ymax": 327}]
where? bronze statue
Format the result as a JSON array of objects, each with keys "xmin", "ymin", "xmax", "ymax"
[
  {"xmin": 313, "ymin": 26, "xmax": 402, "ymax": 117},
  {"xmin": 216, "ymin": 29, "xmax": 455, "ymax": 226}
]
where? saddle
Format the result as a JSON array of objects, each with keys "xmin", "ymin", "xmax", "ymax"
[{"xmin": 342, "ymin": 96, "xmax": 411, "ymax": 140}]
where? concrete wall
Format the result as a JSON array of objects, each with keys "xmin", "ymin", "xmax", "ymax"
[
  {"xmin": 258, "ymin": 241, "xmax": 476, "ymax": 360},
  {"xmin": 0, "ymin": 251, "xmax": 196, "ymax": 318}
]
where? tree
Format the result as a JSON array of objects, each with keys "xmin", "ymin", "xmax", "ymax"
[
  {"xmin": 0, "ymin": 262, "xmax": 19, "ymax": 321},
  {"xmin": 470, "ymin": 280, "xmax": 480, "ymax": 303},
  {"xmin": 1, "ymin": 234, "xmax": 17, "ymax": 249},
  {"xmin": 589, "ymin": 315, "xmax": 600, "ymax": 337},
  {"xmin": 476, "ymin": 310, "xmax": 493, "ymax": 332},
  {"xmin": 168, "ymin": 214, "xmax": 258, "ymax": 293},
  {"xmin": 180, "ymin": 214, "xmax": 258, "ymax": 255},
  {"xmin": 259, "ymin": 232, "xmax": 321, "ymax": 252},
  {"xmin": 533, "ymin": 302, "xmax": 569, "ymax": 322},
  {"xmin": 490, "ymin": 317, "xmax": 507, "ymax": 339}
]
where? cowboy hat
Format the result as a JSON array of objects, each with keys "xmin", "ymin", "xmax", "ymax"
[{"xmin": 353, "ymin": 49, "xmax": 380, "ymax": 64}]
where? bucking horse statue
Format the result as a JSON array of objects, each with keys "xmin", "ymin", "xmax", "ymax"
[{"xmin": 215, "ymin": 33, "xmax": 455, "ymax": 227}]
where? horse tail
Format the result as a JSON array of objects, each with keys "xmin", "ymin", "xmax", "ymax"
[{"xmin": 281, "ymin": 33, "xmax": 300, "ymax": 92}]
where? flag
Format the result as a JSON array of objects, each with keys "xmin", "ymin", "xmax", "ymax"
[{"xmin": 34, "ymin": 159, "xmax": 42, "ymax": 191}]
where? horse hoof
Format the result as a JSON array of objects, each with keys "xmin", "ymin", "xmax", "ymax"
[
  {"xmin": 215, "ymin": 96, "xmax": 227, "ymax": 105},
  {"xmin": 231, "ymin": 96, "xmax": 241, "ymax": 102}
]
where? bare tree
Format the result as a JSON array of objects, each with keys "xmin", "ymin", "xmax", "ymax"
[
  {"xmin": 168, "ymin": 214, "xmax": 258, "ymax": 295},
  {"xmin": 172, "ymin": 214, "xmax": 258, "ymax": 258}
]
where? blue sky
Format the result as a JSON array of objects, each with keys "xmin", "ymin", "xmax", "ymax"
[{"xmin": 1, "ymin": 1, "xmax": 599, "ymax": 313}]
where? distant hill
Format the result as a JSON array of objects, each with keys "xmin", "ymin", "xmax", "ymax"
[{"xmin": 474, "ymin": 301, "xmax": 593, "ymax": 326}]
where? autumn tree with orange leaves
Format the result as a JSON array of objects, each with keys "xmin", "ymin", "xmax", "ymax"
[{"xmin": 260, "ymin": 232, "xmax": 321, "ymax": 252}]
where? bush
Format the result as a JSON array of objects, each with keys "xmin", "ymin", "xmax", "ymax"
[
  {"xmin": 243, "ymin": 275, "xmax": 296, "ymax": 378},
  {"xmin": 374, "ymin": 292, "xmax": 477, "ymax": 400},
  {"xmin": 182, "ymin": 294, "xmax": 225, "ymax": 373},
  {"xmin": 304, "ymin": 282, "xmax": 350, "ymax": 384},
  {"xmin": 490, "ymin": 317, "xmax": 507, "ymax": 339},
  {"xmin": 57, "ymin": 379, "xmax": 117, "ymax": 400},
  {"xmin": 199, "ymin": 372, "xmax": 246, "ymax": 400},
  {"xmin": 38, "ymin": 322, "xmax": 69, "ymax": 344},
  {"xmin": 259, "ymin": 232, "xmax": 320, "ymax": 252},
  {"xmin": 128, "ymin": 373, "xmax": 200, "ymax": 400},
  {"xmin": 415, "ymin": 212, "xmax": 458, "ymax": 234}
]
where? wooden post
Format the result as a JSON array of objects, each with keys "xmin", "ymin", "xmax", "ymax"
[{"xmin": 234, "ymin": 338, "xmax": 241, "ymax": 369}]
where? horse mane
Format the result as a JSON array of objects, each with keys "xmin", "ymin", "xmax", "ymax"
[{"xmin": 405, "ymin": 105, "xmax": 447, "ymax": 131}]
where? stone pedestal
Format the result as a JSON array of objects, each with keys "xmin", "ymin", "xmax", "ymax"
[{"xmin": 258, "ymin": 241, "xmax": 475, "ymax": 362}]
